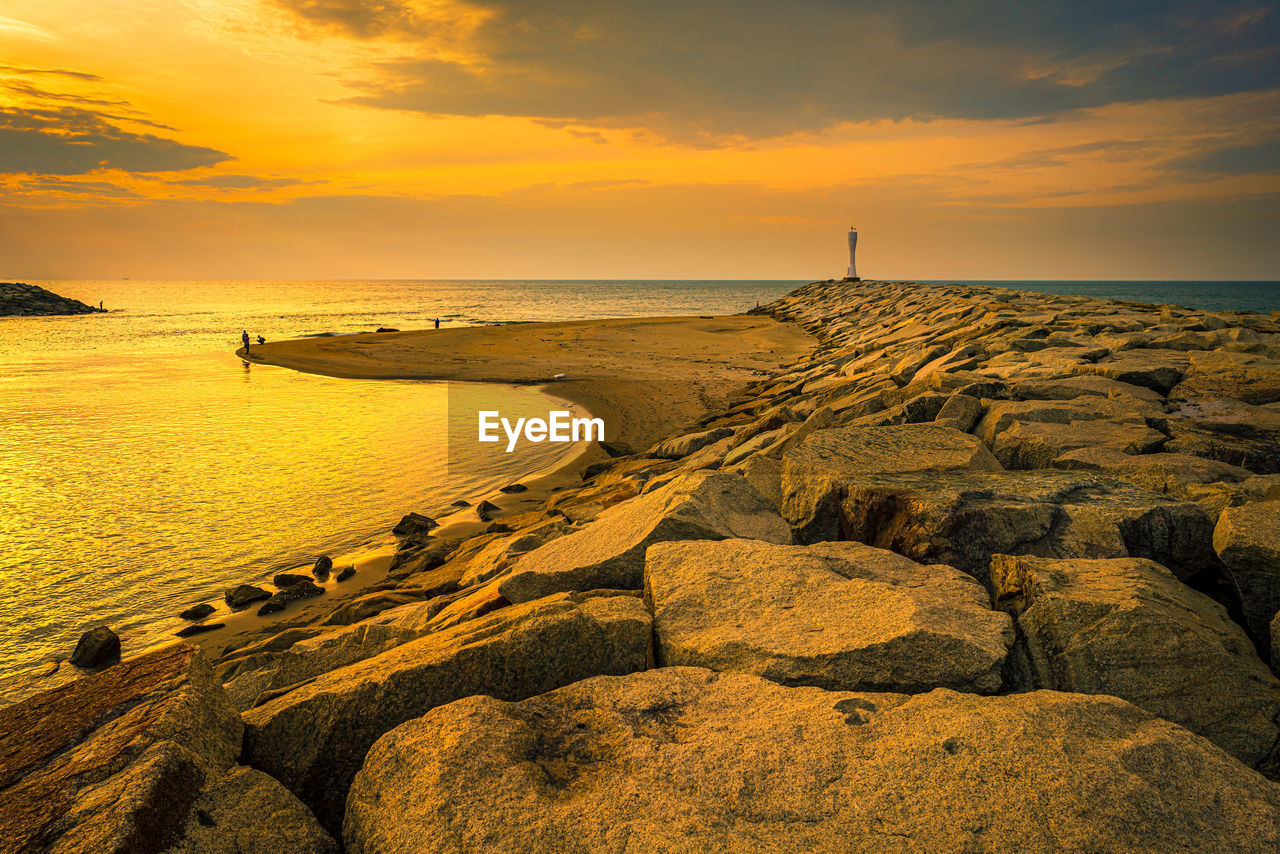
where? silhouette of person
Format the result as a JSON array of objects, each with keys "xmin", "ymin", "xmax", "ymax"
[{"xmin": 242, "ymin": 330, "xmax": 250, "ymax": 353}]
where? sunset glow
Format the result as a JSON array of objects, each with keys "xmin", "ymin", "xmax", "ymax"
[{"xmin": 2, "ymin": 0, "xmax": 1277, "ymax": 279}]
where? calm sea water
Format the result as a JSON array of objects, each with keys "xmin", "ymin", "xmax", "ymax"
[
  {"xmin": 0, "ymin": 279, "xmax": 800, "ymax": 696},
  {"xmin": 0, "ymin": 277, "xmax": 1274, "ymax": 698}
]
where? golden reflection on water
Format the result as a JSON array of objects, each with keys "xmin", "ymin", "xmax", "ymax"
[{"xmin": 0, "ymin": 347, "xmax": 572, "ymax": 692}]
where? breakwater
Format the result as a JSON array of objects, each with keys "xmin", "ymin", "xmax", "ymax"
[{"xmin": 4, "ymin": 279, "xmax": 1280, "ymax": 853}]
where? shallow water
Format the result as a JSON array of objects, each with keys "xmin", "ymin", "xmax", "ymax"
[{"xmin": 0, "ymin": 279, "xmax": 800, "ymax": 693}]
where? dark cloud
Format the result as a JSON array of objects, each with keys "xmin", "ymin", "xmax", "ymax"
[
  {"xmin": 303, "ymin": 0, "xmax": 1280, "ymax": 140},
  {"xmin": 0, "ymin": 67, "xmax": 231, "ymax": 176},
  {"xmin": 273, "ymin": 0, "xmax": 434, "ymax": 39},
  {"xmin": 1164, "ymin": 138, "xmax": 1280, "ymax": 174},
  {"xmin": 172, "ymin": 174, "xmax": 311, "ymax": 189},
  {"xmin": 0, "ymin": 106, "xmax": 230, "ymax": 175}
]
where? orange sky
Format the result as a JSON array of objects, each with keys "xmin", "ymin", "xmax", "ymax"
[{"xmin": 1, "ymin": 0, "xmax": 1277, "ymax": 279}]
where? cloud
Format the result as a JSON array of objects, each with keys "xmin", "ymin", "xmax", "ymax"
[
  {"xmin": 1164, "ymin": 138, "xmax": 1280, "ymax": 174},
  {"xmin": 0, "ymin": 68, "xmax": 231, "ymax": 176},
  {"xmin": 286, "ymin": 0, "xmax": 1280, "ymax": 141},
  {"xmin": 0, "ymin": 107, "xmax": 230, "ymax": 175},
  {"xmin": 172, "ymin": 174, "xmax": 312, "ymax": 189}
]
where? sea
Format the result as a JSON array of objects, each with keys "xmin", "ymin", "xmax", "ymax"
[{"xmin": 1, "ymin": 278, "xmax": 1277, "ymax": 699}]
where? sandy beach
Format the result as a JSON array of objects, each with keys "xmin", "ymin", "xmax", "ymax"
[{"xmin": 238, "ymin": 315, "xmax": 816, "ymax": 451}]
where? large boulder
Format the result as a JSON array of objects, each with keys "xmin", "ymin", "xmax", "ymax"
[
  {"xmin": 1007, "ymin": 374, "xmax": 1164, "ymax": 403},
  {"xmin": 241, "ymin": 591, "xmax": 651, "ymax": 833},
  {"xmin": 1053, "ymin": 446, "xmax": 1252, "ymax": 498},
  {"xmin": 69, "ymin": 625, "xmax": 121, "ymax": 668},
  {"xmin": 972, "ymin": 397, "xmax": 1162, "ymax": 447},
  {"xmin": 162, "ymin": 766, "xmax": 337, "ymax": 853},
  {"xmin": 1171, "ymin": 350, "xmax": 1280, "ymax": 404},
  {"xmin": 345, "ymin": 668, "xmax": 1280, "ymax": 854},
  {"xmin": 781, "ymin": 424, "xmax": 1001, "ymax": 542},
  {"xmin": 497, "ymin": 471, "xmax": 790, "ymax": 603},
  {"xmin": 1070, "ymin": 348, "xmax": 1189, "ymax": 393},
  {"xmin": 990, "ymin": 418, "xmax": 1166, "ymax": 469},
  {"xmin": 1164, "ymin": 398, "xmax": 1280, "ymax": 473},
  {"xmin": 991, "ymin": 554, "xmax": 1280, "ymax": 777},
  {"xmin": 645, "ymin": 539, "xmax": 1012, "ymax": 693},
  {"xmin": 1214, "ymin": 501, "xmax": 1280, "ymax": 652},
  {"xmin": 0, "ymin": 644, "xmax": 242, "ymax": 854},
  {"xmin": 652, "ymin": 427, "xmax": 735, "ymax": 459},
  {"xmin": 829, "ymin": 469, "xmax": 1217, "ymax": 586}
]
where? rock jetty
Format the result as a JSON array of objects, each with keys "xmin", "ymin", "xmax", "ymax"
[
  {"xmin": 4, "ymin": 279, "xmax": 1280, "ymax": 852},
  {"xmin": 0, "ymin": 282, "xmax": 105, "ymax": 316}
]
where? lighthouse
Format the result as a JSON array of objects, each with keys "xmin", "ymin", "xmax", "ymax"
[{"xmin": 844, "ymin": 227, "xmax": 860, "ymax": 281}]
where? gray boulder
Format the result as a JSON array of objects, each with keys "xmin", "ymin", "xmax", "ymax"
[
  {"xmin": 497, "ymin": 471, "xmax": 790, "ymax": 603},
  {"xmin": 1171, "ymin": 349, "xmax": 1280, "ymax": 404},
  {"xmin": 162, "ymin": 766, "xmax": 337, "ymax": 853},
  {"xmin": 1052, "ymin": 446, "xmax": 1251, "ymax": 498},
  {"xmin": 345, "ymin": 668, "xmax": 1280, "ymax": 854},
  {"xmin": 652, "ymin": 427, "xmax": 735, "ymax": 459},
  {"xmin": 781, "ymin": 424, "xmax": 1002, "ymax": 542},
  {"xmin": 241, "ymin": 591, "xmax": 651, "ymax": 833},
  {"xmin": 70, "ymin": 625, "xmax": 120, "ymax": 668},
  {"xmin": 1214, "ymin": 501, "xmax": 1280, "ymax": 652},
  {"xmin": 1070, "ymin": 348, "xmax": 1189, "ymax": 393},
  {"xmin": 831, "ymin": 469, "xmax": 1217, "ymax": 586},
  {"xmin": 225, "ymin": 584, "xmax": 271, "ymax": 609},
  {"xmin": 990, "ymin": 419, "xmax": 1167, "ymax": 469},
  {"xmin": 992, "ymin": 554, "xmax": 1280, "ymax": 777},
  {"xmin": 0, "ymin": 644, "xmax": 242, "ymax": 854},
  {"xmin": 645, "ymin": 539, "xmax": 1012, "ymax": 693}
]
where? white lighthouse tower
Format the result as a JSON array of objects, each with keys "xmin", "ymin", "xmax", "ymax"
[{"xmin": 844, "ymin": 227, "xmax": 860, "ymax": 281}]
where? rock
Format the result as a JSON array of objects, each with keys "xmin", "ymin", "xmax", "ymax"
[
  {"xmin": 933, "ymin": 392, "xmax": 982, "ymax": 432},
  {"xmin": 1070, "ymin": 348, "xmax": 1189, "ymax": 393},
  {"xmin": 0, "ymin": 644, "xmax": 242, "ymax": 854},
  {"xmin": 1163, "ymin": 398, "xmax": 1280, "ymax": 473},
  {"xmin": 162, "ymin": 766, "xmax": 338, "ymax": 854},
  {"xmin": 991, "ymin": 554, "xmax": 1280, "ymax": 776},
  {"xmin": 176, "ymin": 623, "xmax": 225, "ymax": 638},
  {"xmin": 272, "ymin": 573, "xmax": 310, "ymax": 588},
  {"xmin": 645, "ymin": 539, "xmax": 1012, "ymax": 693},
  {"xmin": 652, "ymin": 426, "xmax": 735, "ymax": 459},
  {"xmin": 312, "ymin": 555, "xmax": 332, "ymax": 579},
  {"xmin": 780, "ymin": 424, "xmax": 1002, "ymax": 543},
  {"xmin": 0, "ymin": 281, "xmax": 106, "ymax": 316},
  {"xmin": 256, "ymin": 580, "xmax": 324, "ymax": 616},
  {"xmin": 1052, "ymin": 446, "xmax": 1252, "ymax": 497},
  {"xmin": 335, "ymin": 566, "xmax": 356, "ymax": 582},
  {"xmin": 375, "ymin": 327, "xmax": 399, "ymax": 333},
  {"xmin": 1172, "ymin": 350, "xmax": 1280, "ymax": 404},
  {"xmin": 474, "ymin": 500, "xmax": 500, "ymax": 521},
  {"xmin": 345, "ymin": 668, "xmax": 1280, "ymax": 854},
  {"xmin": 596, "ymin": 440, "xmax": 633, "ymax": 458},
  {"xmin": 1214, "ymin": 501, "xmax": 1280, "ymax": 652},
  {"xmin": 391, "ymin": 512, "xmax": 437, "ymax": 537},
  {"xmin": 990, "ymin": 418, "xmax": 1167, "ymax": 469},
  {"xmin": 498, "ymin": 483, "xmax": 528, "ymax": 493},
  {"xmin": 497, "ymin": 471, "xmax": 791, "ymax": 603},
  {"xmin": 1007, "ymin": 374, "xmax": 1165, "ymax": 403},
  {"xmin": 972, "ymin": 397, "xmax": 1162, "ymax": 447},
  {"xmin": 225, "ymin": 584, "xmax": 271, "ymax": 609},
  {"xmin": 450, "ymin": 499, "xmax": 471, "ymax": 508},
  {"xmin": 69, "ymin": 626, "xmax": 120, "ymax": 668},
  {"xmin": 242, "ymin": 591, "xmax": 650, "ymax": 834},
  {"xmin": 179, "ymin": 603, "xmax": 216, "ymax": 621},
  {"xmin": 831, "ymin": 469, "xmax": 1217, "ymax": 586},
  {"xmin": 224, "ymin": 620, "xmax": 425, "ymax": 712},
  {"xmin": 724, "ymin": 452, "xmax": 783, "ymax": 511}
]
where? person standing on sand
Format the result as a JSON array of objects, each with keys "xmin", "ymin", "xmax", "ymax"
[
  {"xmin": 434, "ymin": 317, "xmax": 440, "ymax": 330},
  {"xmin": 242, "ymin": 330, "xmax": 250, "ymax": 353}
]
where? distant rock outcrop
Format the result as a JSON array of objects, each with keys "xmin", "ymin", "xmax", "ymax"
[{"xmin": 0, "ymin": 282, "xmax": 106, "ymax": 316}]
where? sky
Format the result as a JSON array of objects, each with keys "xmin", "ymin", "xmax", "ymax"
[{"xmin": 0, "ymin": 0, "xmax": 1277, "ymax": 280}]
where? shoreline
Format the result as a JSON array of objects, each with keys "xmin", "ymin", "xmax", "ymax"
[
  {"xmin": 195, "ymin": 314, "xmax": 814, "ymax": 661},
  {"xmin": 8, "ymin": 279, "xmax": 1280, "ymax": 851}
]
